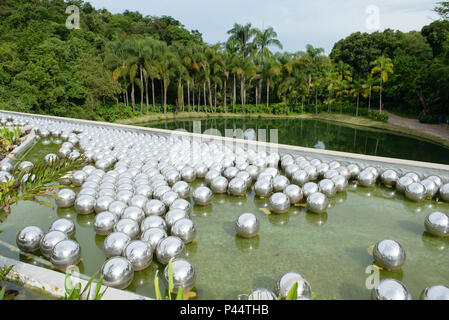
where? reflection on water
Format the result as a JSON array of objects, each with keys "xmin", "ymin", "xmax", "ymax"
[
  {"xmin": 235, "ymin": 235, "xmax": 260, "ymax": 253},
  {"xmin": 268, "ymin": 212, "xmax": 290, "ymax": 226},
  {"xmin": 305, "ymin": 212, "xmax": 328, "ymax": 227},
  {"xmin": 421, "ymin": 232, "xmax": 449, "ymax": 252},
  {"xmin": 141, "ymin": 117, "xmax": 449, "ymax": 165}
]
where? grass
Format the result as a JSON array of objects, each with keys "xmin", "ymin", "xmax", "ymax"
[{"xmin": 115, "ymin": 111, "xmax": 449, "ymax": 149}]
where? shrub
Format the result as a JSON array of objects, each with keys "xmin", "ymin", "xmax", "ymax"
[
  {"xmin": 368, "ymin": 111, "xmax": 389, "ymax": 122},
  {"xmin": 418, "ymin": 111, "xmax": 440, "ymax": 124}
]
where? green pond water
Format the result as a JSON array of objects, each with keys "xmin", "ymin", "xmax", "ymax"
[
  {"xmin": 136, "ymin": 117, "xmax": 449, "ymax": 165},
  {"xmin": 1, "ymin": 139, "xmax": 449, "ymax": 300}
]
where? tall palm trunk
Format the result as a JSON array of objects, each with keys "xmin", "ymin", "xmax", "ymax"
[
  {"xmin": 233, "ymin": 74, "xmax": 236, "ymax": 112},
  {"xmin": 379, "ymin": 69, "xmax": 383, "ymax": 113},
  {"xmin": 145, "ymin": 76, "xmax": 149, "ymax": 114},
  {"xmin": 151, "ymin": 78, "xmax": 155, "ymax": 111},
  {"xmin": 368, "ymin": 85, "xmax": 372, "ymax": 112},
  {"xmin": 187, "ymin": 80, "xmax": 190, "ymax": 112},
  {"xmin": 266, "ymin": 78, "xmax": 270, "ymax": 107},
  {"xmin": 214, "ymin": 81, "xmax": 217, "ymax": 113},
  {"xmin": 258, "ymin": 79, "xmax": 262, "ymax": 105},
  {"xmin": 203, "ymin": 82, "xmax": 207, "ymax": 113},
  {"xmin": 224, "ymin": 79, "xmax": 227, "ymax": 113},
  {"xmin": 255, "ymin": 84, "xmax": 258, "ymax": 107},
  {"xmin": 131, "ymin": 82, "xmax": 135, "ymax": 113},
  {"xmin": 315, "ymin": 88, "xmax": 318, "ymax": 114},
  {"xmin": 140, "ymin": 65, "xmax": 144, "ymax": 114},
  {"xmin": 163, "ymin": 78, "xmax": 168, "ymax": 115},
  {"xmin": 356, "ymin": 93, "xmax": 360, "ymax": 117},
  {"xmin": 208, "ymin": 79, "xmax": 213, "ymax": 109}
]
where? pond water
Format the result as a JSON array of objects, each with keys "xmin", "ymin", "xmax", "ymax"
[
  {"xmin": 0, "ymin": 139, "xmax": 448, "ymax": 300},
  {"xmin": 135, "ymin": 117, "xmax": 449, "ymax": 165}
]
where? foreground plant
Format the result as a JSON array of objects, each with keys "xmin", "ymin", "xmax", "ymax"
[
  {"xmin": 0, "ymin": 265, "xmax": 14, "ymax": 300},
  {"xmin": 0, "ymin": 156, "xmax": 83, "ymax": 221},
  {"xmin": 153, "ymin": 258, "xmax": 184, "ymax": 300},
  {"xmin": 64, "ymin": 270, "xmax": 107, "ymax": 300}
]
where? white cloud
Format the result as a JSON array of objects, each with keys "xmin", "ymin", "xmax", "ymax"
[{"xmin": 86, "ymin": 0, "xmax": 440, "ymax": 54}]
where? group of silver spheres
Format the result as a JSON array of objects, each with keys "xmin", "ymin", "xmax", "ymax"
[{"xmin": 3, "ymin": 111, "xmax": 449, "ymax": 300}]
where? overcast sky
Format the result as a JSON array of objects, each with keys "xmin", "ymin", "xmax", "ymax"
[{"xmin": 87, "ymin": 0, "xmax": 440, "ymax": 54}]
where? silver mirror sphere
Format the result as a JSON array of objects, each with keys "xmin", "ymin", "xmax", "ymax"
[
  {"xmin": 165, "ymin": 209, "xmax": 189, "ymax": 229},
  {"xmin": 40, "ymin": 230, "xmax": 68, "ymax": 259},
  {"xmin": 141, "ymin": 227, "xmax": 167, "ymax": 249},
  {"xmin": 439, "ymin": 183, "xmax": 449, "ymax": 202},
  {"xmin": 103, "ymin": 232, "xmax": 131, "ymax": 257},
  {"xmin": 55, "ymin": 189, "xmax": 76, "ymax": 208},
  {"xmin": 235, "ymin": 213, "xmax": 259, "ymax": 238},
  {"xmin": 396, "ymin": 176, "xmax": 414, "ymax": 194},
  {"xmin": 163, "ymin": 258, "xmax": 196, "ymax": 293},
  {"xmin": 307, "ymin": 192, "xmax": 329, "ymax": 214},
  {"xmin": 101, "ymin": 256, "xmax": 134, "ymax": 290},
  {"xmin": 421, "ymin": 179, "xmax": 438, "ymax": 198},
  {"xmin": 170, "ymin": 199, "xmax": 192, "ymax": 215},
  {"xmin": 284, "ymin": 184, "xmax": 303, "ymax": 204},
  {"xmin": 171, "ymin": 218, "xmax": 197, "ymax": 243},
  {"xmin": 405, "ymin": 182, "xmax": 426, "ymax": 202},
  {"xmin": 372, "ymin": 279, "xmax": 412, "ymax": 300},
  {"xmin": 275, "ymin": 272, "xmax": 312, "ymax": 299},
  {"xmin": 420, "ymin": 285, "xmax": 449, "ymax": 300},
  {"xmin": 74, "ymin": 195, "xmax": 96, "ymax": 215},
  {"xmin": 124, "ymin": 240, "xmax": 152, "ymax": 271},
  {"xmin": 108, "ymin": 200, "xmax": 128, "ymax": 219},
  {"xmin": 292, "ymin": 170, "xmax": 309, "ymax": 186},
  {"xmin": 94, "ymin": 211, "xmax": 118, "ymax": 236},
  {"xmin": 424, "ymin": 211, "xmax": 449, "ymax": 237},
  {"xmin": 211, "ymin": 176, "xmax": 228, "ymax": 194},
  {"xmin": 358, "ymin": 170, "xmax": 377, "ymax": 187},
  {"xmin": 373, "ymin": 239, "xmax": 406, "ymax": 270},
  {"xmin": 16, "ymin": 226, "xmax": 44, "ymax": 253},
  {"xmin": 94, "ymin": 196, "xmax": 115, "ymax": 214},
  {"xmin": 192, "ymin": 186, "xmax": 213, "ymax": 206},
  {"xmin": 254, "ymin": 179, "xmax": 273, "ymax": 198},
  {"xmin": 114, "ymin": 218, "xmax": 140, "ymax": 239},
  {"xmin": 144, "ymin": 199, "xmax": 166, "ymax": 217},
  {"xmin": 269, "ymin": 192, "xmax": 290, "ymax": 214},
  {"xmin": 141, "ymin": 215, "xmax": 167, "ymax": 232},
  {"xmin": 381, "ymin": 170, "xmax": 399, "ymax": 187},
  {"xmin": 318, "ymin": 179, "xmax": 337, "ymax": 198},
  {"xmin": 156, "ymin": 236, "xmax": 186, "ymax": 265},
  {"xmin": 50, "ymin": 239, "xmax": 81, "ymax": 270},
  {"xmin": 272, "ymin": 175, "xmax": 290, "ymax": 192},
  {"xmin": 331, "ymin": 175, "xmax": 348, "ymax": 192},
  {"xmin": 49, "ymin": 218, "xmax": 76, "ymax": 238},
  {"xmin": 302, "ymin": 182, "xmax": 319, "ymax": 198},
  {"xmin": 122, "ymin": 206, "xmax": 145, "ymax": 224},
  {"xmin": 172, "ymin": 181, "xmax": 190, "ymax": 199}
]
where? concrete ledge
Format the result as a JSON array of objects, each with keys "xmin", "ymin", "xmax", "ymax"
[
  {"xmin": 0, "ymin": 130, "xmax": 37, "ymax": 167},
  {"xmin": 0, "ymin": 255, "xmax": 150, "ymax": 300}
]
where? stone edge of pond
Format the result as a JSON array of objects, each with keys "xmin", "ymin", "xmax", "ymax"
[
  {"xmin": 0, "ymin": 255, "xmax": 151, "ymax": 300},
  {"xmin": 0, "ymin": 129, "xmax": 37, "ymax": 167},
  {"xmin": 1, "ymin": 109, "xmax": 449, "ymax": 180}
]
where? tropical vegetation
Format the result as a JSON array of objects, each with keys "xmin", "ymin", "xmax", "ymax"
[{"xmin": 0, "ymin": 0, "xmax": 448, "ymax": 123}]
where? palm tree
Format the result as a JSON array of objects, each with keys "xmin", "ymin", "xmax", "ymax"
[
  {"xmin": 142, "ymin": 39, "xmax": 163, "ymax": 113},
  {"xmin": 299, "ymin": 45, "xmax": 327, "ymax": 104},
  {"xmin": 104, "ymin": 40, "xmax": 128, "ymax": 106},
  {"xmin": 227, "ymin": 23, "xmax": 257, "ymax": 58},
  {"xmin": 351, "ymin": 80, "xmax": 364, "ymax": 116},
  {"xmin": 334, "ymin": 61, "xmax": 353, "ymax": 113},
  {"xmin": 371, "ymin": 56, "xmax": 394, "ymax": 113},
  {"xmin": 263, "ymin": 56, "xmax": 281, "ymax": 107},
  {"xmin": 362, "ymin": 75, "xmax": 379, "ymax": 112},
  {"xmin": 155, "ymin": 42, "xmax": 176, "ymax": 115}
]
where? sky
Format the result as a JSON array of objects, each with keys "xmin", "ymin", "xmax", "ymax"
[{"xmin": 87, "ymin": 0, "xmax": 440, "ymax": 54}]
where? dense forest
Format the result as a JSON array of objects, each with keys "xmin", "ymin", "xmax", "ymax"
[{"xmin": 0, "ymin": 0, "xmax": 448, "ymax": 123}]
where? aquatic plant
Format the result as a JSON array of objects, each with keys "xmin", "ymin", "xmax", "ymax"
[
  {"xmin": 63, "ymin": 270, "xmax": 107, "ymax": 300},
  {"xmin": 0, "ymin": 265, "xmax": 14, "ymax": 300},
  {"xmin": 0, "ymin": 157, "xmax": 83, "ymax": 221},
  {"xmin": 153, "ymin": 258, "xmax": 185, "ymax": 300}
]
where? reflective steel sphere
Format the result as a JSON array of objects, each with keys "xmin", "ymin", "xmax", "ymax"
[
  {"xmin": 284, "ymin": 184, "xmax": 303, "ymax": 204},
  {"xmin": 40, "ymin": 230, "xmax": 68, "ymax": 259},
  {"xmin": 235, "ymin": 213, "xmax": 259, "ymax": 238},
  {"xmin": 50, "ymin": 239, "xmax": 81, "ymax": 270},
  {"xmin": 49, "ymin": 218, "xmax": 76, "ymax": 238},
  {"xmin": 141, "ymin": 215, "xmax": 167, "ymax": 232},
  {"xmin": 122, "ymin": 206, "xmax": 145, "ymax": 224},
  {"xmin": 427, "ymin": 175, "xmax": 443, "ymax": 188},
  {"xmin": 114, "ymin": 218, "xmax": 140, "ymax": 239},
  {"xmin": 421, "ymin": 179, "xmax": 438, "ymax": 198},
  {"xmin": 373, "ymin": 239, "xmax": 406, "ymax": 270},
  {"xmin": 94, "ymin": 211, "xmax": 118, "ymax": 236},
  {"xmin": 163, "ymin": 258, "xmax": 196, "ymax": 293},
  {"xmin": 275, "ymin": 272, "xmax": 312, "ymax": 299},
  {"xmin": 405, "ymin": 182, "xmax": 426, "ymax": 202},
  {"xmin": 318, "ymin": 179, "xmax": 336, "ymax": 198},
  {"xmin": 44, "ymin": 153, "xmax": 58, "ymax": 165},
  {"xmin": 108, "ymin": 200, "xmax": 128, "ymax": 219},
  {"xmin": 0, "ymin": 161, "xmax": 13, "ymax": 173},
  {"xmin": 254, "ymin": 179, "xmax": 273, "ymax": 198},
  {"xmin": 130, "ymin": 195, "xmax": 148, "ymax": 209},
  {"xmin": 440, "ymin": 183, "xmax": 449, "ymax": 202},
  {"xmin": 172, "ymin": 181, "xmax": 190, "ymax": 199},
  {"xmin": 192, "ymin": 186, "xmax": 213, "ymax": 206},
  {"xmin": 124, "ymin": 240, "xmax": 152, "ymax": 271},
  {"xmin": 211, "ymin": 176, "xmax": 228, "ymax": 194},
  {"xmin": 18, "ymin": 161, "xmax": 33, "ymax": 172},
  {"xmin": 74, "ymin": 194, "xmax": 96, "ymax": 215},
  {"xmin": 420, "ymin": 285, "xmax": 449, "ymax": 300},
  {"xmin": 103, "ymin": 232, "xmax": 131, "ymax": 257},
  {"xmin": 331, "ymin": 175, "xmax": 348, "ymax": 192},
  {"xmin": 156, "ymin": 236, "xmax": 186, "ymax": 264},
  {"xmin": 272, "ymin": 175, "xmax": 289, "ymax": 192},
  {"xmin": 358, "ymin": 170, "xmax": 377, "ymax": 187},
  {"xmin": 396, "ymin": 176, "xmax": 414, "ymax": 194},
  {"xmin": 101, "ymin": 256, "xmax": 134, "ymax": 289},
  {"xmin": 144, "ymin": 199, "xmax": 166, "ymax": 216},
  {"xmin": 292, "ymin": 170, "xmax": 309, "ymax": 186},
  {"xmin": 424, "ymin": 211, "xmax": 449, "ymax": 237},
  {"xmin": 302, "ymin": 182, "xmax": 319, "ymax": 198},
  {"xmin": 171, "ymin": 218, "xmax": 196, "ymax": 243},
  {"xmin": 94, "ymin": 196, "xmax": 115, "ymax": 214},
  {"xmin": 71, "ymin": 170, "xmax": 87, "ymax": 187},
  {"xmin": 16, "ymin": 226, "xmax": 44, "ymax": 253},
  {"xmin": 269, "ymin": 192, "xmax": 290, "ymax": 214},
  {"xmin": 141, "ymin": 227, "xmax": 167, "ymax": 249},
  {"xmin": 381, "ymin": 170, "xmax": 399, "ymax": 187},
  {"xmin": 55, "ymin": 189, "xmax": 76, "ymax": 208},
  {"xmin": 228, "ymin": 177, "xmax": 247, "ymax": 196},
  {"xmin": 161, "ymin": 191, "xmax": 179, "ymax": 207},
  {"xmin": 372, "ymin": 279, "xmax": 412, "ymax": 300},
  {"xmin": 307, "ymin": 192, "xmax": 329, "ymax": 214},
  {"xmin": 170, "ymin": 199, "xmax": 192, "ymax": 215},
  {"xmin": 165, "ymin": 209, "xmax": 189, "ymax": 229},
  {"xmin": 347, "ymin": 163, "xmax": 360, "ymax": 179}
]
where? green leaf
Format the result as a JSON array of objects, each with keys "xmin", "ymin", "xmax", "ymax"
[
  {"xmin": 168, "ymin": 257, "xmax": 174, "ymax": 300},
  {"xmin": 80, "ymin": 270, "xmax": 99, "ymax": 296},
  {"xmin": 176, "ymin": 287, "xmax": 184, "ymax": 300},
  {"xmin": 154, "ymin": 270, "xmax": 162, "ymax": 300},
  {"xmin": 285, "ymin": 282, "xmax": 298, "ymax": 300},
  {"xmin": 0, "ymin": 285, "xmax": 6, "ymax": 300},
  {"xmin": 94, "ymin": 275, "xmax": 107, "ymax": 300}
]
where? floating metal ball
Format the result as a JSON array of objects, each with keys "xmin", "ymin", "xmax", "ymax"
[
  {"xmin": 421, "ymin": 179, "xmax": 438, "ymax": 198},
  {"xmin": 103, "ymin": 231, "xmax": 131, "ymax": 257},
  {"xmin": 171, "ymin": 218, "xmax": 196, "ymax": 243},
  {"xmin": 74, "ymin": 194, "xmax": 95, "ymax": 215},
  {"xmin": 134, "ymin": 184, "xmax": 153, "ymax": 198},
  {"xmin": 122, "ymin": 206, "xmax": 145, "ymax": 224},
  {"xmin": 381, "ymin": 169, "xmax": 399, "ymax": 187},
  {"xmin": 194, "ymin": 163, "xmax": 208, "ymax": 178},
  {"xmin": 318, "ymin": 179, "xmax": 336, "ymax": 198},
  {"xmin": 101, "ymin": 256, "xmax": 134, "ymax": 290},
  {"xmin": 316, "ymin": 163, "xmax": 330, "ymax": 177},
  {"xmin": 404, "ymin": 172, "xmax": 420, "ymax": 182},
  {"xmin": 124, "ymin": 240, "xmax": 152, "ymax": 271},
  {"xmin": 284, "ymin": 184, "xmax": 303, "ymax": 204},
  {"xmin": 0, "ymin": 161, "xmax": 13, "ymax": 173},
  {"xmin": 71, "ymin": 170, "xmax": 87, "ymax": 187},
  {"xmin": 372, "ymin": 279, "xmax": 412, "ymax": 300},
  {"xmin": 331, "ymin": 175, "xmax": 348, "ymax": 192},
  {"xmin": 163, "ymin": 258, "xmax": 196, "ymax": 293},
  {"xmin": 236, "ymin": 171, "xmax": 252, "ymax": 188},
  {"xmin": 78, "ymin": 187, "xmax": 97, "ymax": 198},
  {"xmin": 156, "ymin": 236, "xmax": 186, "ymax": 265},
  {"xmin": 307, "ymin": 192, "xmax": 329, "ymax": 214},
  {"xmin": 223, "ymin": 167, "xmax": 239, "ymax": 180},
  {"xmin": 228, "ymin": 177, "xmax": 247, "ymax": 196},
  {"xmin": 108, "ymin": 200, "xmax": 128, "ymax": 219},
  {"xmin": 440, "ymin": 183, "xmax": 449, "ymax": 202},
  {"xmin": 269, "ymin": 192, "xmax": 290, "ymax": 214},
  {"xmin": 49, "ymin": 218, "xmax": 76, "ymax": 238},
  {"xmin": 275, "ymin": 272, "xmax": 312, "ymax": 299},
  {"xmin": 55, "ymin": 189, "xmax": 76, "ymax": 208},
  {"xmin": 254, "ymin": 179, "xmax": 273, "ymax": 198},
  {"xmin": 396, "ymin": 176, "xmax": 414, "ymax": 194},
  {"xmin": 94, "ymin": 211, "xmax": 118, "ymax": 236},
  {"xmin": 165, "ymin": 209, "xmax": 189, "ymax": 229},
  {"xmin": 18, "ymin": 161, "xmax": 34, "ymax": 172},
  {"xmin": 193, "ymin": 186, "xmax": 213, "ymax": 206},
  {"xmin": 50, "ymin": 239, "xmax": 81, "ymax": 270},
  {"xmin": 16, "ymin": 226, "xmax": 44, "ymax": 253},
  {"xmin": 248, "ymin": 289, "xmax": 277, "ymax": 300},
  {"xmin": 44, "ymin": 153, "xmax": 58, "ymax": 165},
  {"xmin": 302, "ymin": 182, "xmax": 319, "ymax": 198},
  {"xmin": 358, "ymin": 170, "xmax": 377, "ymax": 187},
  {"xmin": 420, "ymin": 285, "xmax": 449, "ymax": 300},
  {"xmin": 39, "ymin": 230, "xmax": 68, "ymax": 259},
  {"xmin": 94, "ymin": 195, "xmax": 115, "ymax": 214},
  {"xmin": 161, "ymin": 191, "xmax": 179, "ymax": 207},
  {"xmin": 130, "ymin": 195, "xmax": 148, "ymax": 209},
  {"xmin": 427, "ymin": 175, "xmax": 443, "ymax": 188},
  {"xmin": 116, "ymin": 190, "xmax": 133, "ymax": 204},
  {"xmin": 235, "ymin": 213, "xmax": 259, "ymax": 238},
  {"xmin": 153, "ymin": 185, "xmax": 171, "ymax": 200},
  {"xmin": 346, "ymin": 163, "xmax": 360, "ymax": 179},
  {"xmin": 172, "ymin": 181, "xmax": 190, "ymax": 199},
  {"xmin": 170, "ymin": 198, "xmax": 192, "ymax": 215},
  {"xmin": 246, "ymin": 165, "xmax": 260, "ymax": 180},
  {"xmin": 373, "ymin": 239, "xmax": 406, "ymax": 270},
  {"xmin": 405, "ymin": 182, "xmax": 426, "ymax": 202},
  {"xmin": 114, "ymin": 218, "xmax": 140, "ymax": 239},
  {"xmin": 205, "ymin": 170, "xmax": 221, "ymax": 186},
  {"xmin": 272, "ymin": 175, "xmax": 289, "ymax": 192},
  {"xmin": 424, "ymin": 211, "xmax": 449, "ymax": 237},
  {"xmin": 144, "ymin": 199, "xmax": 166, "ymax": 216},
  {"xmin": 141, "ymin": 215, "xmax": 167, "ymax": 232},
  {"xmin": 141, "ymin": 227, "xmax": 167, "ymax": 249}
]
